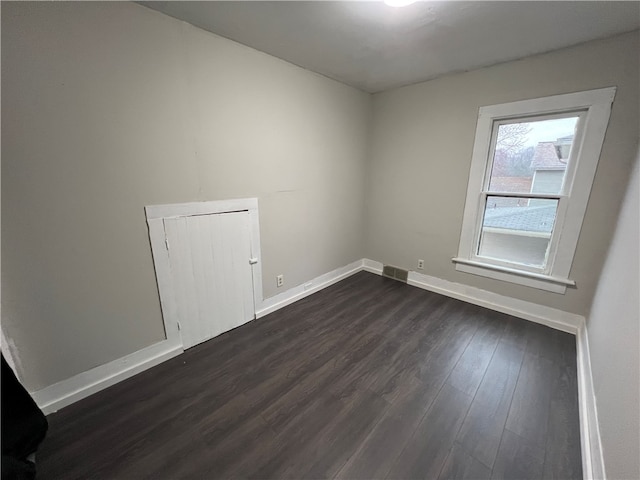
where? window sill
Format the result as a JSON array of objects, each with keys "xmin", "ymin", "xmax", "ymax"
[{"xmin": 451, "ymin": 257, "xmax": 575, "ymax": 294}]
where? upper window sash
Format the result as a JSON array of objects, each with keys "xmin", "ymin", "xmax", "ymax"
[{"xmin": 483, "ymin": 110, "xmax": 587, "ymax": 197}]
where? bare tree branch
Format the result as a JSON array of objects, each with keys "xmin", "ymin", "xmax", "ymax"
[{"xmin": 496, "ymin": 123, "xmax": 532, "ymax": 154}]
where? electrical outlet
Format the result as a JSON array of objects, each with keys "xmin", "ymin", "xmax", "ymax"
[
  {"xmin": 417, "ymin": 259, "xmax": 424, "ymax": 270},
  {"xmin": 276, "ymin": 274, "xmax": 284, "ymax": 288}
]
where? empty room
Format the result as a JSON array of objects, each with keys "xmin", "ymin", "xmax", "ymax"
[{"xmin": 1, "ymin": 1, "xmax": 638, "ymax": 479}]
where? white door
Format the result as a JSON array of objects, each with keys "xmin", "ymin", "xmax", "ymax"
[{"xmin": 163, "ymin": 211, "xmax": 255, "ymax": 349}]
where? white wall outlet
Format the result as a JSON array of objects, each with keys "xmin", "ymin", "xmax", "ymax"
[
  {"xmin": 276, "ymin": 274, "xmax": 284, "ymax": 288},
  {"xmin": 417, "ymin": 259, "xmax": 424, "ymax": 270}
]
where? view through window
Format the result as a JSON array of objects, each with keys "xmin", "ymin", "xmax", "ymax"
[{"xmin": 478, "ymin": 115, "xmax": 580, "ymax": 268}]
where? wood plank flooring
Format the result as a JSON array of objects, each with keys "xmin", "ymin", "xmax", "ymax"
[{"xmin": 36, "ymin": 272, "xmax": 582, "ymax": 479}]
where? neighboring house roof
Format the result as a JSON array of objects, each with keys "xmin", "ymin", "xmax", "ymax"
[
  {"xmin": 483, "ymin": 204, "xmax": 556, "ymax": 234},
  {"xmin": 531, "ymin": 142, "xmax": 566, "ymax": 170},
  {"xmin": 489, "ymin": 176, "xmax": 532, "ymax": 193}
]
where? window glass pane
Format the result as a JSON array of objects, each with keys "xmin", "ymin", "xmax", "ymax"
[
  {"xmin": 488, "ymin": 116, "xmax": 579, "ymax": 195},
  {"xmin": 478, "ymin": 196, "xmax": 559, "ymax": 267}
]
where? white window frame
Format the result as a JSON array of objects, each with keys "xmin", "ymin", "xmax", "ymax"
[{"xmin": 453, "ymin": 87, "xmax": 616, "ymax": 294}]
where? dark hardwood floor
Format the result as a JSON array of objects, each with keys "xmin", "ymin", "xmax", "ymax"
[{"xmin": 37, "ymin": 272, "xmax": 582, "ymax": 479}]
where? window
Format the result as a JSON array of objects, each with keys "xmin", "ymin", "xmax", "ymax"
[{"xmin": 454, "ymin": 87, "xmax": 616, "ymax": 293}]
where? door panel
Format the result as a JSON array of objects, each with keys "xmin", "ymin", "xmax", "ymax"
[{"xmin": 163, "ymin": 211, "xmax": 254, "ymax": 349}]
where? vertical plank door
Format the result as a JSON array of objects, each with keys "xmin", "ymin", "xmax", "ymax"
[{"xmin": 163, "ymin": 211, "xmax": 255, "ymax": 349}]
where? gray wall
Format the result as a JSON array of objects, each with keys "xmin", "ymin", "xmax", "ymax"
[
  {"xmin": 365, "ymin": 31, "xmax": 639, "ymax": 316},
  {"xmin": 2, "ymin": 2, "xmax": 370, "ymax": 391},
  {"xmin": 587, "ymin": 153, "xmax": 639, "ymax": 480}
]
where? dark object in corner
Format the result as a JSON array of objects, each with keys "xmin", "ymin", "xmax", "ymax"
[{"xmin": 1, "ymin": 354, "xmax": 48, "ymax": 480}]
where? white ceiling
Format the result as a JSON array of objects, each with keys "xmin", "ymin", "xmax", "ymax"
[{"xmin": 140, "ymin": 1, "xmax": 640, "ymax": 93}]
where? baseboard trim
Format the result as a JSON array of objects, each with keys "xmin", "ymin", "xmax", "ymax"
[
  {"xmin": 256, "ymin": 259, "xmax": 364, "ymax": 319},
  {"xmin": 30, "ymin": 258, "xmax": 588, "ymax": 418},
  {"xmin": 29, "ymin": 259, "xmax": 366, "ymax": 414},
  {"xmin": 32, "ymin": 340, "xmax": 183, "ymax": 415},
  {"xmin": 362, "ymin": 258, "xmax": 384, "ymax": 275},
  {"xmin": 576, "ymin": 323, "xmax": 606, "ymax": 480},
  {"xmin": 362, "ymin": 259, "xmax": 582, "ymax": 334},
  {"xmin": 365, "ymin": 259, "xmax": 597, "ymax": 478}
]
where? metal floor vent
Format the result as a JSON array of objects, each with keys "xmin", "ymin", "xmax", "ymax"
[{"xmin": 382, "ymin": 265, "xmax": 408, "ymax": 283}]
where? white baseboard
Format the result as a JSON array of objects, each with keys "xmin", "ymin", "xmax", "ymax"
[
  {"xmin": 259, "ymin": 257, "xmax": 584, "ymax": 333},
  {"xmin": 362, "ymin": 259, "xmax": 583, "ymax": 334},
  {"xmin": 576, "ymin": 323, "xmax": 606, "ymax": 480},
  {"xmin": 365, "ymin": 259, "xmax": 598, "ymax": 479},
  {"xmin": 362, "ymin": 258, "xmax": 384, "ymax": 275},
  {"xmin": 32, "ymin": 339, "xmax": 183, "ymax": 415},
  {"xmin": 256, "ymin": 259, "xmax": 364, "ymax": 319},
  {"xmin": 28, "ymin": 260, "xmax": 365, "ymax": 415},
  {"xmin": 29, "ymin": 257, "xmax": 588, "ymax": 420}
]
